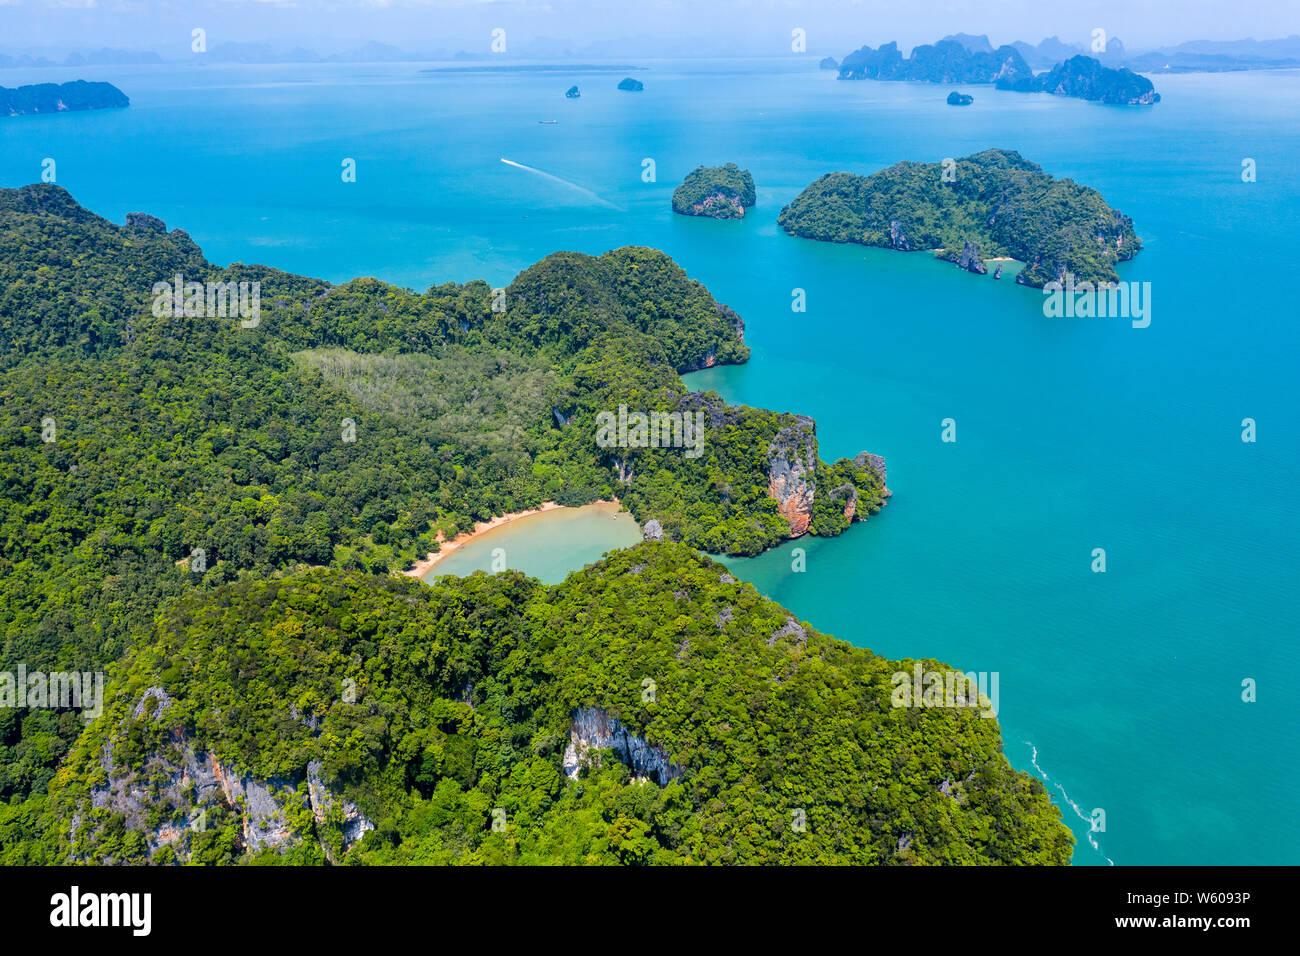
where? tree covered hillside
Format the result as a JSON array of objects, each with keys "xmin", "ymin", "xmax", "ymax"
[
  {"xmin": 5, "ymin": 544, "xmax": 1073, "ymax": 865},
  {"xmin": 777, "ymin": 148, "xmax": 1141, "ymax": 287},
  {"xmin": 0, "ymin": 185, "xmax": 883, "ymax": 805}
]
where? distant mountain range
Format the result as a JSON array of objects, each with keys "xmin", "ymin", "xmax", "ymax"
[
  {"xmin": 0, "ymin": 49, "xmax": 161, "ymax": 69},
  {"xmin": 2, "ymin": 35, "xmax": 1299, "ymax": 72}
]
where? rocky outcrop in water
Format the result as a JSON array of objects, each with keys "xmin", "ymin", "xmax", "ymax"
[
  {"xmin": 671, "ymin": 163, "xmax": 756, "ymax": 220},
  {"xmin": 996, "ymin": 54, "xmax": 1160, "ymax": 105},
  {"xmin": 958, "ymin": 239, "xmax": 988, "ymax": 274},
  {"xmin": 838, "ymin": 39, "xmax": 1032, "ymax": 85},
  {"xmin": 562, "ymin": 707, "xmax": 681, "ymax": 785}
]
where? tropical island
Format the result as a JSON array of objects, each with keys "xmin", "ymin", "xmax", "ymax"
[
  {"xmin": 617, "ymin": 76, "xmax": 644, "ymax": 91},
  {"xmin": 838, "ymin": 38, "xmax": 1033, "ymax": 84},
  {"xmin": 996, "ymin": 54, "xmax": 1161, "ymax": 104},
  {"xmin": 836, "ymin": 37, "xmax": 1159, "ymax": 105},
  {"xmin": 777, "ymin": 148, "xmax": 1141, "ymax": 287},
  {"xmin": 670, "ymin": 163, "xmax": 756, "ymax": 219},
  {"xmin": 0, "ymin": 79, "xmax": 128, "ymax": 116},
  {"xmin": 947, "ymin": 91, "xmax": 974, "ymax": 105},
  {"xmin": 0, "ymin": 183, "xmax": 1073, "ymax": 865}
]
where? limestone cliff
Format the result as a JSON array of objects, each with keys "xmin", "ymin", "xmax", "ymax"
[
  {"xmin": 767, "ymin": 417, "xmax": 818, "ymax": 537},
  {"xmin": 767, "ymin": 420, "xmax": 891, "ymax": 538},
  {"xmin": 562, "ymin": 706, "xmax": 681, "ymax": 785},
  {"xmin": 79, "ymin": 686, "xmax": 372, "ymax": 863}
]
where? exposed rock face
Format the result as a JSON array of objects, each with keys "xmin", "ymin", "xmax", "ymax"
[
  {"xmin": 125, "ymin": 212, "xmax": 166, "ymax": 234},
  {"xmin": 767, "ymin": 417, "xmax": 818, "ymax": 537},
  {"xmin": 672, "ymin": 163, "xmax": 756, "ymax": 220},
  {"xmin": 678, "ymin": 305, "xmax": 745, "ymax": 371},
  {"xmin": 958, "ymin": 239, "xmax": 988, "ymax": 274},
  {"xmin": 829, "ymin": 482, "xmax": 859, "ymax": 519},
  {"xmin": 306, "ymin": 760, "xmax": 374, "ymax": 855},
  {"xmin": 889, "ymin": 218, "xmax": 910, "ymax": 251},
  {"xmin": 85, "ymin": 687, "xmax": 372, "ymax": 863},
  {"xmin": 211, "ymin": 758, "xmax": 296, "ymax": 851},
  {"xmin": 642, "ymin": 519, "xmax": 663, "ymax": 541},
  {"xmin": 562, "ymin": 707, "xmax": 681, "ymax": 785},
  {"xmin": 768, "ymin": 617, "xmax": 808, "ymax": 647},
  {"xmin": 857, "ymin": 451, "xmax": 893, "ymax": 502}
]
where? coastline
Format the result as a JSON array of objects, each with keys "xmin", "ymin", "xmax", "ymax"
[{"xmin": 402, "ymin": 502, "xmax": 567, "ymax": 578}]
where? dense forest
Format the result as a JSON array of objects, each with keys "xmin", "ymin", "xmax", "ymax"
[
  {"xmin": 0, "ymin": 186, "xmax": 879, "ymax": 807},
  {"xmin": 5, "ymin": 544, "xmax": 1072, "ymax": 865},
  {"xmin": 0, "ymin": 184, "xmax": 1071, "ymax": 864},
  {"xmin": 777, "ymin": 148, "xmax": 1142, "ymax": 287}
]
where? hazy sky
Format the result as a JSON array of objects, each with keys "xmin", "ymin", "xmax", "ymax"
[{"xmin": 2, "ymin": 0, "xmax": 1295, "ymax": 57}]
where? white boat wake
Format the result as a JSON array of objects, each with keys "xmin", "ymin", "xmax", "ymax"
[
  {"xmin": 1025, "ymin": 741, "xmax": 1115, "ymax": 865},
  {"xmin": 500, "ymin": 158, "xmax": 622, "ymax": 209}
]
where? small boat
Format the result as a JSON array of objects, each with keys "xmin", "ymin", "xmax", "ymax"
[{"xmin": 539, "ymin": 119, "xmax": 558, "ymax": 124}]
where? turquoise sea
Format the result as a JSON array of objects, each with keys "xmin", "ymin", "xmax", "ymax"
[{"xmin": 3, "ymin": 58, "xmax": 1296, "ymax": 865}]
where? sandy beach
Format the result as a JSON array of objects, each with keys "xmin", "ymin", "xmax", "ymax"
[{"xmin": 401, "ymin": 502, "xmax": 566, "ymax": 578}]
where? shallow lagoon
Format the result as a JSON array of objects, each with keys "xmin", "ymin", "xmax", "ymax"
[{"xmin": 422, "ymin": 500, "xmax": 641, "ymax": 585}]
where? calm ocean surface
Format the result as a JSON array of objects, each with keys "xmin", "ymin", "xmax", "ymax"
[{"xmin": 3, "ymin": 58, "xmax": 1296, "ymax": 865}]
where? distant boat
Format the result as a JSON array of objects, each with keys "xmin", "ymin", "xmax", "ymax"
[{"xmin": 539, "ymin": 119, "xmax": 558, "ymax": 124}]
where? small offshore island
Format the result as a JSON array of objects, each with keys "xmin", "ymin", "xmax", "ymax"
[
  {"xmin": 617, "ymin": 76, "xmax": 644, "ymax": 91},
  {"xmin": 997, "ymin": 54, "xmax": 1160, "ymax": 104},
  {"xmin": 947, "ymin": 91, "xmax": 974, "ymax": 105},
  {"xmin": 1, "ymin": 79, "xmax": 128, "ymax": 116},
  {"xmin": 671, "ymin": 163, "xmax": 756, "ymax": 219},
  {"xmin": 778, "ymin": 148, "xmax": 1141, "ymax": 287}
]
